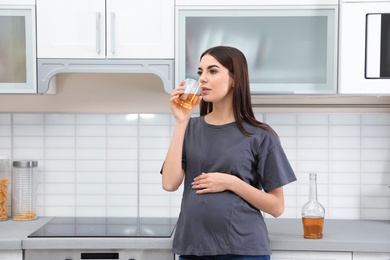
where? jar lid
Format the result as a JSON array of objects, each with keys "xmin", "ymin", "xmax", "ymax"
[{"xmin": 13, "ymin": 160, "xmax": 38, "ymax": 168}]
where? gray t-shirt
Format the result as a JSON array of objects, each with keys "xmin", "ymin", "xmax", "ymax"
[{"xmin": 172, "ymin": 116, "xmax": 296, "ymax": 256}]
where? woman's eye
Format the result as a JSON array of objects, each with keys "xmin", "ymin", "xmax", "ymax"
[
  {"xmin": 197, "ymin": 71, "xmax": 202, "ymax": 76},
  {"xmin": 210, "ymin": 69, "xmax": 217, "ymax": 74}
]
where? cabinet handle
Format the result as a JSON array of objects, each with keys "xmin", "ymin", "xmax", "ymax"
[
  {"xmin": 96, "ymin": 12, "xmax": 101, "ymax": 54},
  {"xmin": 111, "ymin": 12, "xmax": 115, "ymax": 54}
]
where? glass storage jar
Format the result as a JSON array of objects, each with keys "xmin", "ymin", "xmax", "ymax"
[
  {"xmin": 0, "ymin": 155, "xmax": 10, "ymax": 221},
  {"xmin": 12, "ymin": 160, "xmax": 38, "ymax": 221}
]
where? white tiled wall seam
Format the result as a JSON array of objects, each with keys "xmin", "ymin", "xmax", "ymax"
[{"xmin": 0, "ymin": 112, "xmax": 389, "ymax": 220}]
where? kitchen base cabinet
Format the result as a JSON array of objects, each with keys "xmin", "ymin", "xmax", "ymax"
[
  {"xmin": 353, "ymin": 252, "xmax": 390, "ymax": 260},
  {"xmin": 272, "ymin": 251, "xmax": 352, "ymax": 260},
  {"xmin": 0, "ymin": 250, "xmax": 22, "ymax": 260},
  {"xmin": 24, "ymin": 249, "xmax": 174, "ymax": 260}
]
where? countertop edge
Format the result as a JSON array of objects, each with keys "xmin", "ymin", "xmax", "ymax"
[{"xmin": 1, "ymin": 218, "xmax": 390, "ymax": 253}]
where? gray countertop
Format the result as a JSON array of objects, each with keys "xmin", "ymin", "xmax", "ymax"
[{"xmin": 1, "ymin": 217, "xmax": 389, "ymax": 253}]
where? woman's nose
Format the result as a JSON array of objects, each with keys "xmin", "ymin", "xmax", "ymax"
[{"xmin": 198, "ymin": 74, "xmax": 206, "ymax": 84}]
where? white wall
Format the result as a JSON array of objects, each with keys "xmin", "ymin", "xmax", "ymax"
[{"xmin": 1, "ymin": 111, "xmax": 389, "ymax": 220}]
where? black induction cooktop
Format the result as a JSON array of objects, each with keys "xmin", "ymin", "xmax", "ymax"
[{"xmin": 28, "ymin": 217, "xmax": 177, "ymax": 238}]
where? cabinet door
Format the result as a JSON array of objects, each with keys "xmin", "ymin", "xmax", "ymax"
[
  {"xmin": 0, "ymin": 5, "xmax": 36, "ymax": 93},
  {"xmin": 37, "ymin": 0, "xmax": 106, "ymax": 59},
  {"xmin": 107, "ymin": 0, "xmax": 174, "ymax": 59},
  {"xmin": 0, "ymin": 250, "xmax": 23, "ymax": 260},
  {"xmin": 272, "ymin": 251, "xmax": 352, "ymax": 260},
  {"xmin": 354, "ymin": 252, "xmax": 390, "ymax": 260}
]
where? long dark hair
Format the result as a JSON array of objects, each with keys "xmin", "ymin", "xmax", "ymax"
[{"xmin": 199, "ymin": 46, "xmax": 275, "ymax": 136}]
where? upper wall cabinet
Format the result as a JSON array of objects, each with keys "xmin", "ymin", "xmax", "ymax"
[
  {"xmin": 36, "ymin": 0, "xmax": 174, "ymax": 59},
  {"xmin": 0, "ymin": 2, "xmax": 36, "ymax": 93},
  {"xmin": 339, "ymin": 2, "xmax": 390, "ymax": 94},
  {"xmin": 175, "ymin": 5, "xmax": 338, "ymax": 94}
]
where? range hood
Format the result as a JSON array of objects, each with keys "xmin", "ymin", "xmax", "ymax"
[{"xmin": 37, "ymin": 59, "xmax": 174, "ymax": 94}]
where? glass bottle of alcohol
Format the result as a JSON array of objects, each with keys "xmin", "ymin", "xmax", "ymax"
[{"xmin": 301, "ymin": 173, "xmax": 325, "ymax": 239}]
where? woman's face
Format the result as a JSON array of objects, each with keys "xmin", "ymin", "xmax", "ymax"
[{"xmin": 198, "ymin": 54, "xmax": 233, "ymax": 103}]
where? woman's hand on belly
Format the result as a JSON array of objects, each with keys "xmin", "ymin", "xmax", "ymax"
[
  {"xmin": 192, "ymin": 172, "xmax": 237, "ymax": 194},
  {"xmin": 192, "ymin": 172, "xmax": 285, "ymax": 218}
]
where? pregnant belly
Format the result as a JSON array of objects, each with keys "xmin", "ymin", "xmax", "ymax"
[{"xmin": 182, "ymin": 190, "xmax": 238, "ymax": 233}]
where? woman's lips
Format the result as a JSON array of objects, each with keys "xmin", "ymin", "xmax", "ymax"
[{"xmin": 201, "ymin": 88, "xmax": 210, "ymax": 95}]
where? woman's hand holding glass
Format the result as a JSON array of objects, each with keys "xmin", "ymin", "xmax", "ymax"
[{"xmin": 170, "ymin": 80, "xmax": 202, "ymax": 122}]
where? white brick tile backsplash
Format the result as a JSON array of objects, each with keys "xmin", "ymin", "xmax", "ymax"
[
  {"xmin": 297, "ymin": 137, "xmax": 328, "ymax": 148},
  {"xmin": 76, "ymin": 148, "xmax": 106, "ymax": 160},
  {"xmin": 13, "ymin": 148, "xmax": 44, "ymax": 160},
  {"xmin": 0, "ymin": 113, "xmax": 11, "ymax": 124},
  {"xmin": 329, "ymin": 137, "xmax": 360, "ymax": 149},
  {"xmin": 265, "ymin": 113, "xmax": 296, "ymax": 124},
  {"xmin": 13, "ymin": 136, "xmax": 44, "ymax": 148},
  {"xmin": 329, "ymin": 125, "xmax": 360, "ymax": 137},
  {"xmin": 76, "ymin": 172, "xmax": 106, "ymax": 183},
  {"xmin": 45, "ymin": 113, "xmax": 75, "ymax": 125},
  {"xmin": 139, "ymin": 114, "xmax": 171, "ymax": 125},
  {"xmin": 107, "ymin": 137, "xmax": 137, "ymax": 148},
  {"xmin": 45, "ymin": 125, "xmax": 75, "ymax": 136},
  {"xmin": 45, "ymin": 171, "xmax": 75, "ymax": 183},
  {"xmin": 107, "ymin": 195, "xmax": 138, "ymax": 207},
  {"xmin": 45, "ymin": 137, "xmax": 75, "ymax": 148},
  {"xmin": 271, "ymin": 125, "xmax": 297, "ymax": 137},
  {"xmin": 13, "ymin": 113, "xmax": 44, "ymax": 124},
  {"xmin": 44, "ymin": 148, "xmax": 78, "ymax": 160},
  {"xmin": 298, "ymin": 113, "xmax": 328, "ymax": 125},
  {"xmin": 362, "ymin": 113, "xmax": 390, "ymax": 125},
  {"xmin": 362, "ymin": 125, "xmax": 390, "ymax": 137},
  {"xmin": 76, "ymin": 195, "xmax": 106, "ymax": 206},
  {"xmin": 298, "ymin": 125, "xmax": 328, "ymax": 137},
  {"xmin": 329, "ymin": 114, "xmax": 361, "ymax": 125},
  {"xmin": 1, "ymin": 112, "xmax": 389, "ymax": 220},
  {"xmin": 76, "ymin": 125, "xmax": 106, "ymax": 136},
  {"xmin": 107, "ymin": 125, "xmax": 137, "ymax": 136},
  {"xmin": 76, "ymin": 114, "xmax": 106, "ymax": 124},
  {"xmin": 139, "ymin": 125, "xmax": 171, "ymax": 137},
  {"xmin": 45, "ymin": 195, "xmax": 75, "ymax": 206},
  {"xmin": 297, "ymin": 149, "xmax": 328, "ymax": 161},
  {"xmin": 362, "ymin": 137, "xmax": 390, "ymax": 149},
  {"xmin": 107, "ymin": 114, "xmax": 138, "ymax": 125},
  {"xmin": 107, "ymin": 160, "xmax": 137, "ymax": 172},
  {"xmin": 0, "ymin": 126, "xmax": 11, "ymax": 136}
]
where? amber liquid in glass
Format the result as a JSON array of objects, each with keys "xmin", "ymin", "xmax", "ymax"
[
  {"xmin": 174, "ymin": 94, "xmax": 200, "ymax": 109},
  {"xmin": 302, "ymin": 217, "xmax": 324, "ymax": 239}
]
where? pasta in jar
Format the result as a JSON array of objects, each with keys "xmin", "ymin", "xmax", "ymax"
[{"xmin": 0, "ymin": 178, "xmax": 8, "ymax": 221}]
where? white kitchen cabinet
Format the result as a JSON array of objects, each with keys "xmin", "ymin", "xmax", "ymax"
[
  {"xmin": 272, "ymin": 251, "xmax": 352, "ymax": 260},
  {"xmin": 37, "ymin": 0, "xmax": 174, "ymax": 59},
  {"xmin": 175, "ymin": 0, "xmax": 338, "ymax": 5},
  {"xmin": 354, "ymin": 252, "xmax": 390, "ymax": 260},
  {"xmin": 338, "ymin": 2, "xmax": 390, "ymax": 94},
  {"xmin": 0, "ymin": 250, "xmax": 23, "ymax": 260},
  {"xmin": 176, "ymin": 6, "xmax": 338, "ymax": 94},
  {"xmin": 0, "ymin": 3, "xmax": 36, "ymax": 93}
]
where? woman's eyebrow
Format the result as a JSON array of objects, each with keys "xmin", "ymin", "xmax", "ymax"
[{"xmin": 198, "ymin": 65, "xmax": 220, "ymax": 70}]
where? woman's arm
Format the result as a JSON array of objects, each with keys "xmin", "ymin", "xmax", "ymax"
[
  {"xmin": 161, "ymin": 82, "xmax": 202, "ymax": 192},
  {"xmin": 191, "ymin": 173, "xmax": 285, "ymax": 217},
  {"xmin": 161, "ymin": 120, "xmax": 187, "ymax": 191}
]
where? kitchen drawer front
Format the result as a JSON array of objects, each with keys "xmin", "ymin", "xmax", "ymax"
[
  {"xmin": 25, "ymin": 249, "xmax": 174, "ymax": 260},
  {"xmin": 354, "ymin": 252, "xmax": 390, "ymax": 260}
]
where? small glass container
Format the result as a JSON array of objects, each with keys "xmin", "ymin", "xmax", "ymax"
[
  {"xmin": 12, "ymin": 160, "xmax": 38, "ymax": 221},
  {"xmin": 0, "ymin": 156, "xmax": 10, "ymax": 221},
  {"xmin": 301, "ymin": 173, "xmax": 325, "ymax": 239}
]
